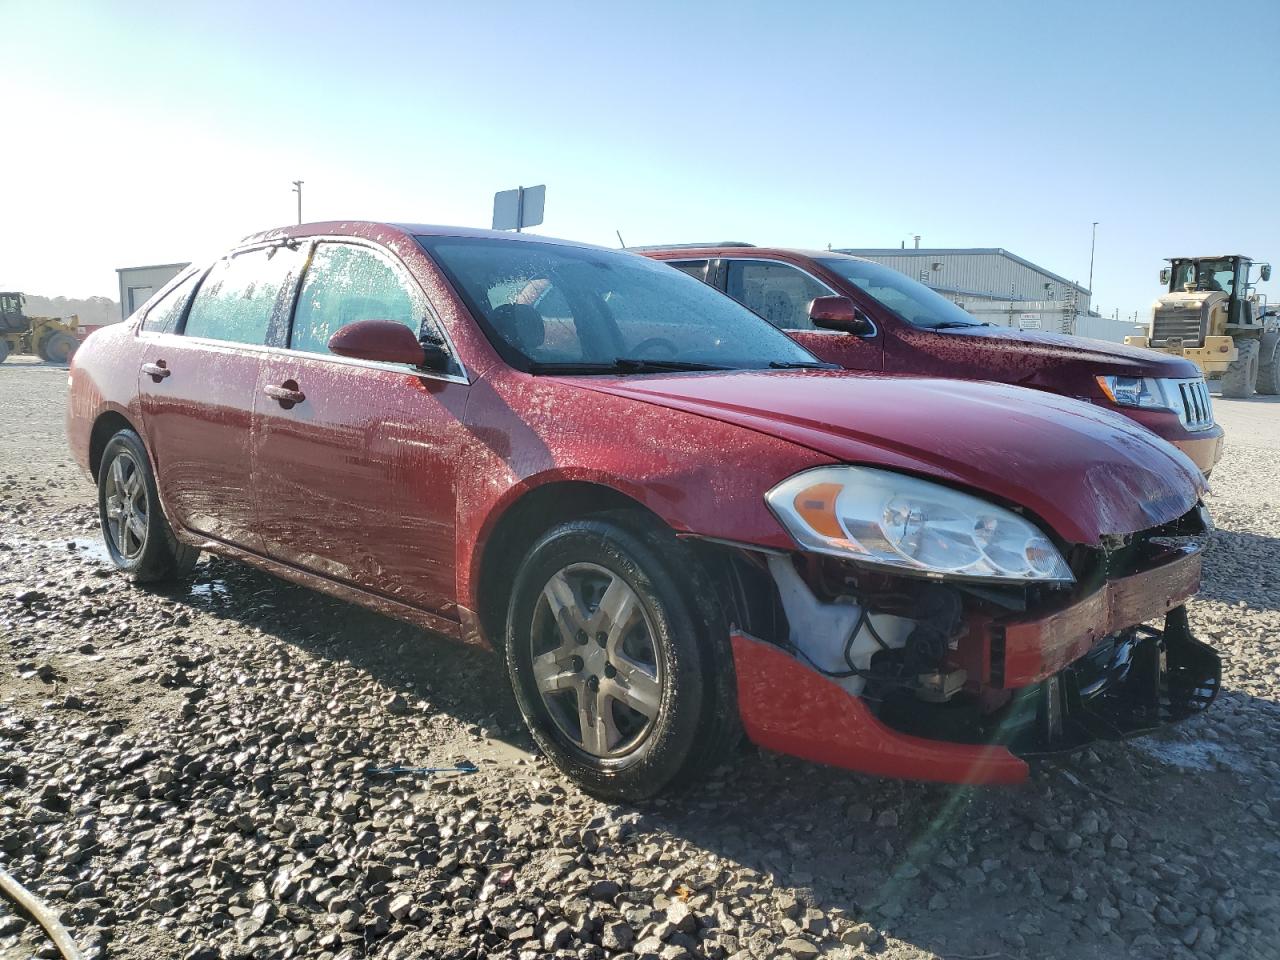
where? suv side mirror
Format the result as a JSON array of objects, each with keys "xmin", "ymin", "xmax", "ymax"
[
  {"xmin": 1159, "ymin": 268, "xmax": 1170, "ymax": 286},
  {"xmin": 1261, "ymin": 264, "xmax": 1272, "ymax": 282},
  {"xmin": 809, "ymin": 296, "xmax": 873, "ymax": 335},
  {"xmin": 328, "ymin": 319, "xmax": 445, "ymax": 369}
]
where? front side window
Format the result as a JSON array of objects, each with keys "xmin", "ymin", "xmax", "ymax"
[
  {"xmin": 184, "ymin": 246, "xmax": 301, "ymax": 345},
  {"xmin": 725, "ymin": 261, "xmax": 833, "ymax": 330},
  {"xmin": 291, "ymin": 243, "xmax": 420, "ymax": 355},
  {"xmin": 140, "ymin": 274, "xmax": 198, "ymax": 334},
  {"xmin": 817, "ymin": 257, "xmax": 983, "ymax": 329},
  {"xmin": 418, "ymin": 236, "xmax": 820, "ymax": 372}
]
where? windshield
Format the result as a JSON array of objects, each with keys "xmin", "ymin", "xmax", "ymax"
[
  {"xmin": 817, "ymin": 257, "xmax": 983, "ymax": 329},
  {"xmin": 419, "ymin": 236, "xmax": 822, "ymax": 372},
  {"xmin": 1170, "ymin": 259, "xmax": 1235, "ymax": 295}
]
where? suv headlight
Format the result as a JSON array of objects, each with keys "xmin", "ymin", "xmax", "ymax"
[
  {"xmin": 1095, "ymin": 375, "xmax": 1170, "ymax": 410},
  {"xmin": 765, "ymin": 466, "xmax": 1074, "ymax": 583}
]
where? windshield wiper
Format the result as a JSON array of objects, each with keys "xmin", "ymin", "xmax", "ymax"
[
  {"xmin": 526, "ymin": 358, "xmax": 730, "ymax": 375},
  {"xmin": 613, "ymin": 357, "xmax": 732, "ymax": 372},
  {"xmin": 768, "ymin": 359, "xmax": 839, "ymax": 369},
  {"xmin": 931, "ymin": 320, "xmax": 990, "ymax": 329}
]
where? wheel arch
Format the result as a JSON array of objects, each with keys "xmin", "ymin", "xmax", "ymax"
[
  {"xmin": 471, "ymin": 479, "xmax": 671, "ymax": 650},
  {"xmin": 88, "ymin": 409, "xmax": 143, "ymax": 481}
]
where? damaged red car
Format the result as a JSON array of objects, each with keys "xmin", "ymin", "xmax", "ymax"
[{"xmin": 66, "ymin": 223, "xmax": 1221, "ymax": 800}]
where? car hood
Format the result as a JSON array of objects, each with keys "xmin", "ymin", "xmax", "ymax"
[
  {"xmin": 934, "ymin": 325, "xmax": 1198, "ymax": 378},
  {"xmin": 562, "ymin": 370, "xmax": 1206, "ymax": 546}
]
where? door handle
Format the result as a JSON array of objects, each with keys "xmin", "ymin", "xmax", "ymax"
[
  {"xmin": 264, "ymin": 382, "xmax": 306, "ymax": 408},
  {"xmin": 141, "ymin": 361, "xmax": 171, "ymax": 382}
]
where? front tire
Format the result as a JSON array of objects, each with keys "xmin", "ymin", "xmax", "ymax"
[
  {"xmin": 505, "ymin": 516, "xmax": 738, "ymax": 801},
  {"xmin": 98, "ymin": 429, "xmax": 199, "ymax": 582},
  {"xmin": 41, "ymin": 332, "xmax": 78, "ymax": 364},
  {"xmin": 1220, "ymin": 338, "xmax": 1259, "ymax": 398}
]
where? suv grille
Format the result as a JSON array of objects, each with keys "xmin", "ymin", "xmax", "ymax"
[
  {"xmin": 1169, "ymin": 377, "xmax": 1213, "ymax": 431},
  {"xmin": 1151, "ymin": 310, "xmax": 1206, "ymax": 347}
]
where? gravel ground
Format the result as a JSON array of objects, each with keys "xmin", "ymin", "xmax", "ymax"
[{"xmin": 2, "ymin": 354, "xmax": 1278, "ymax": 960}]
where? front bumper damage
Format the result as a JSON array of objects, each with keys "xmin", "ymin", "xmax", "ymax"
[{"xmin": 728, "ymin": 542, "xmax": 1221, "ymax": 785}]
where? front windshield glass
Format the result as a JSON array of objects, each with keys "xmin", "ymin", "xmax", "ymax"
[
  {"xmin": 419, "ymin": 236, "xmax": 822, "ymax": 372},
  {"xmin": 817, "ymin": 257, "xmax": 983, "ymax": 329}
]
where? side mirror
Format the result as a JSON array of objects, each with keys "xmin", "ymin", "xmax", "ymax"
[
  {"xmin": 809, "ymin": 296, "xmax": 873, "ymax": 335},
  {"xmin": 1159, "ymin": 268, "xmax": 1170, "ymax": 286},
  {"xmin": 328, "ymin": 319, "xmax": 443, "ymax": 369},
  {"xmin": 1261, "ymin": 264, "xmax": 1272, "ymax": 282}
]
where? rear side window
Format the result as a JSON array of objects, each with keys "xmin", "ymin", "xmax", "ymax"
[
  {"xmin": 726, "ymin": 260, "xmax": 832, "ymax": 330},
  {"xmin": 290, "ymin": 243, "xmax": 419, "ymax": 355},
  {"xmin": 183, "ymin": 246, "xmax": 300, "ymax": 345},
  {"xmin": 140, "ymin": 274, "xmax": 198, "ymax": 334},
  {"xmin": 667, "ymin": 260, "xmax": 709, "ymax": 283}
]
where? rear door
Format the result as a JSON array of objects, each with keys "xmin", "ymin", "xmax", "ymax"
[
  {"xmin": 723, "ymin": 258, "xmax": 883, "ymax": 371},
  {"xmin": 138, "ymin": 245, "xmax": 304, "ymax": 551},
  {"xmin": 252, "ymin": 240, "xmax": 469, "ymax": 616}
]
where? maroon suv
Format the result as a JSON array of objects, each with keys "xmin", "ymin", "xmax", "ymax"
[{"xmin": 640, "ymin": 246, "xmax": 1224, "ymax": 475}]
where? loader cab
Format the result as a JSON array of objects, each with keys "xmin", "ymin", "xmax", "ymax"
[
  {"xmin": 1161, "ymin": 256, "xmax": 1271, "ymax": 327},
  {"xmin": 0, "ymin": 292, "xmax": 26, "ymax": 332}
]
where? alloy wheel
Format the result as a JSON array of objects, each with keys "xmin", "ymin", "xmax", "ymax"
[
  {"xmin": 103, "ymin": 450, "xmax": 148, "ymax": 560},
  {"xmin": 529, "ymin": 562, "xmax": 663, "ymax": 758}
]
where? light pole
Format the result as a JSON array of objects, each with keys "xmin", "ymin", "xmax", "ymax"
[
  {"xmin": 1088, "ymin": 221, "xmax": 1098, "ymax": 293},
  {"xmin": 292, "ymin": 180, "xmax": 304, "ymax": 225}
]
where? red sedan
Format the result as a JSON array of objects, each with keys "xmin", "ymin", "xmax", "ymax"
[{"xmin": 67, "ymin": 222, "xmax": 1220, "ymax": 799}]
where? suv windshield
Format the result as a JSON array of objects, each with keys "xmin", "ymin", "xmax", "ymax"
[
  {"xmin": 419, "ymin": 236, "xmax": 822, "ymax": 373},
  {"xmin": 817, "ymin": 257, "xmax": 983, "ymax": 329}
]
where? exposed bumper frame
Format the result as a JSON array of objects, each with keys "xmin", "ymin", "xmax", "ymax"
[{"xmin": 729, "ymin": 544, "xmax": 1219, "ymax": 786}]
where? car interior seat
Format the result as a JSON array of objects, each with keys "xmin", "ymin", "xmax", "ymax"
[{"xmin": 490, "ymin": 303, "xmax": 547, "ymax": 356}]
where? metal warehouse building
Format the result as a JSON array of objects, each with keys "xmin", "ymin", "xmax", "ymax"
[{"xmin": 836, "ymin": 247, "xmax": 1139, "ymax": 342}]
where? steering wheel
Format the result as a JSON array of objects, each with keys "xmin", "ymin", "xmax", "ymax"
[{"xmin": 628, "ymin": 337, "xmax": 680, "ymax": 358}]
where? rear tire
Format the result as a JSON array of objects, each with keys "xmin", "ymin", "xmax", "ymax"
[
  {"xmin": 1220, "ymin": 338, "xmax": 1259, "ymax": 398},
  {"xmin": 0, "ymin": 339, "xmax": 9, "ymax": 364},
  {"xmin": 1256, "ymin": 333, "xmax": 1280, "ymax": 396},
  {"xmin": 98, "ymin": 429, "xmax": 199, "ymax": 582},
  {"xmin": 504, "ymin": 515, "xmax": 738, "ymax": 801}
]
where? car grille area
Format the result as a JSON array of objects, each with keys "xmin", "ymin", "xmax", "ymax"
[{"xmin": 1168, "ymin": 377, "xmax": 1214, "ymax": 431}]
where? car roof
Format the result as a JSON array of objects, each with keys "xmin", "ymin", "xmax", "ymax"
[{"xmin": 240, "ymin": 220, "xmax": 613, "ymax": 251}]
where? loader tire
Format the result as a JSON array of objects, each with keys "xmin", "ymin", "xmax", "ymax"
[
  {"xmin": 0, "ymin": 339, "xmax": 9, "ymax": 364},
  {"xmin": 1257, "ymin": 333, "xmax": 1280, "ymax": 396},
  {"xmin": 1220, "ymin": 338, "xmax": 1260, "ymax": 399},
  {"xmin": 41, "ymin": 332, "xmax": 78, "ymax": 364}
]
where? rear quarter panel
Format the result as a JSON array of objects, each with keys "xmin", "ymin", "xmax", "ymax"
[{"xmin": 66, "ymin": 322, "xmax": 145, "ymax": 480}]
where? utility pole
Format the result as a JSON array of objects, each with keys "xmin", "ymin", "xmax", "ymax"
[
  {"xmin": 292, "ymin": 180, "xmax": 304, "ymax": 225},
  {"xmin": 1088, "ymin": 221, "xmax": 1098, "ymax": 293}
]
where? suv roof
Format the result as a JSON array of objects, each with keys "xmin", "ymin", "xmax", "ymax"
[{"xmin": 640, "ymin": 245, "xmax": 865, "ymax": 262}]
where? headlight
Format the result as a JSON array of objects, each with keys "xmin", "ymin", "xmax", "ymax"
[
  {"xmin": 1095, "ymin": 375, "xmax": 1170, "ymax": 410},
  {"xmin": 765, "ymin": 466, "xmax": 1074, "ymax": 583}
]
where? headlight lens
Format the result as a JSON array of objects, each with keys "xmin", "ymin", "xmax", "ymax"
[
  {"xmin": 1095, "ymin": 375, "xmax": 1169, "ymax": 409},
  {"xmin": 766, "ymin": 466, "xmax": 1074, "ymax": 583}
]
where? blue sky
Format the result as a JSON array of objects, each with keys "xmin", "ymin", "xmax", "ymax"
[{"xmin": 3, "ymin": 0, "xmax": 1277, "ymax": 317}]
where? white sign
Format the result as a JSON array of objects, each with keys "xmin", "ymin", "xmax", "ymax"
[{"xmin": 493, "ymin": 185, "xmax": 546, "ymax": 231}]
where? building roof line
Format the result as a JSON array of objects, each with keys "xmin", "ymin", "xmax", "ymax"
[
  {"xmin": 835, "ymin": 247, "xmax": 1091, "ymax": 296},
  {"xmin": 116, "ymin": 262, "xmax": 191, "ymax": 274}
]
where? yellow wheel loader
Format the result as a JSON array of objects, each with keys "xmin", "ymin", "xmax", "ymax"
[
  {"xmin": 0, "ymin": 292, "xmax": 81, "ymax": 365},
  {"xmin": 1125, "ymin": 256, "xmax": 1278, "ymax": 398}
]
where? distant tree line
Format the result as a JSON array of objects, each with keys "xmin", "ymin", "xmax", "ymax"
[{"xmin": 21, "ymin": 294, "xmax": 120, "ymax": 326}]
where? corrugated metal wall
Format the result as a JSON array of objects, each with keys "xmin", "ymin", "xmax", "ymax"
[{"xmin": 838, "ymin": 249, "xmax": 1092, "ymax": 314}]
